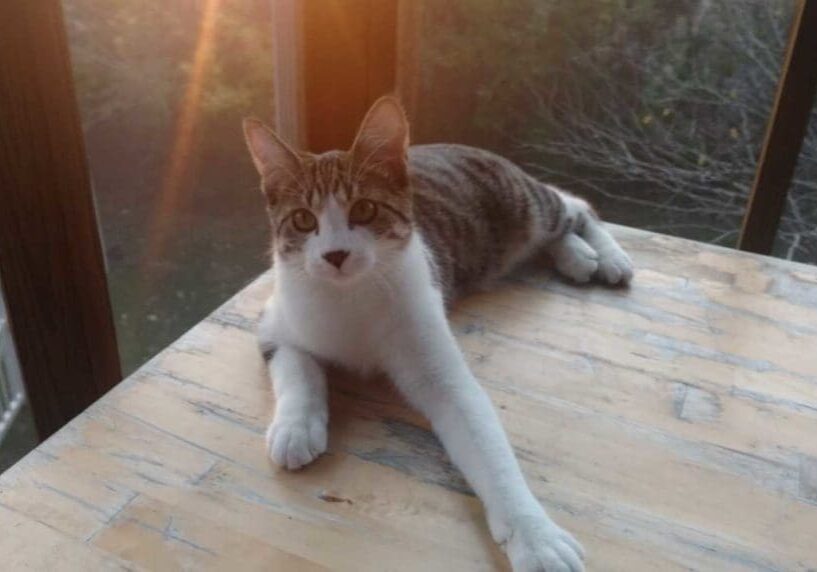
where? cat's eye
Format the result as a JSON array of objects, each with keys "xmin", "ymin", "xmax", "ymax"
[
  {"xmin": 349, "ymin": 199, "xmax": 377, "ymax": 225},
  {"xmin": 292, "ymin": 209, "xmax": 317, "ymax": 233}
]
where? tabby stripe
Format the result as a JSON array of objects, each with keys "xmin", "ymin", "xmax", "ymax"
[
  {"xmin": 547, "ymin": 189, "xmax": 565, "ymax": 233},
  {"xmin": 463, "ymin": 156, "xmax": 503, "ymax": 191},
  {"xmin": 430, "ymin": 163, "xmax": 463, "ymax": 190},
  {"xmin": 542, "ymin": 184, "xmax": 559, "ymax": 212},
  {"xmin": 377, "ymin": 202, "xmax": 410, "ymax": 224},
  {"xmin": 461, "ymin": 155, "xmax": 491, "ymax": 179},
  {"xmin": 459, "ymin": 163, "xmax": 490, "ymax": 196},
  {"xmin": 416, "ymin": 202, "xmax": 446, "ymax": 242},
  {"xmin": 411, "ymin": 173, "xmax": 449, "ymax": 195},
  {"xmin": 528, "ymin": 181, "xmax": 548, "ymax": 223}
]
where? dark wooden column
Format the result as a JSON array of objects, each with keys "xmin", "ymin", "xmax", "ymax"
[
  {"xmin": 738, "ymin": 0, "xmax": 817, "ymax": 254},
  {"xmin": 275, "ymin": 0, "xmax": 399, "ymax": 153},
  {"xmin": 0, "ymin": 0, "xmax": 122, "ymax": 438}
]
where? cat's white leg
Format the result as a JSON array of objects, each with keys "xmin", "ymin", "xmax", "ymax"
[
  {"xmin": 547, "ymin": 233, "xmax": 599, "ymax": 284},
  {"xmin": 265, "ymin": 345, "xmax": 328, "ymax": 470},
  {"xmin": 580, "ymin": 220, "xmax": 633, "ymax": 285},
  {"xmin": 384, "ymin": 319, "xmax": 585, "ymax": 572}
]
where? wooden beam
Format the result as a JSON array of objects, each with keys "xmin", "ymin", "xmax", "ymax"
[
  {"xmin": 272, "ymin": 0, "xmax": 306, "ymax": 149},
  {"xmin": 300, "ymin": 0, "xmax": 399, "ymax": 152},
  {"xmin": 738, "ymin": 0, "xmax": 817, "ymax": 254},
  {"xmin": 0, "ymin": 0, "xmax": 122, "ymax": 438},
  {"xmin": 396, "ymin": 0, "xmax": 422, "ymax": 122}
]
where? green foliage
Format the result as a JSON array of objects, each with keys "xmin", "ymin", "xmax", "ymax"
[
  {"xmin": 64, "ymin": 0, "xmax": 274, "ymax": 135},
  {"xmin": 411, "ymin": 0, "xmax": 815, "ymax": 262},
  {"xmin": 62, "ymin": 0, "xmax": 275, "ymax": 373}
]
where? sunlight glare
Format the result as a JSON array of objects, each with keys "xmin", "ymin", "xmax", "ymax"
[{"xmin": 144, "ymin": 0, "xmax": 223, "ymax": 270}]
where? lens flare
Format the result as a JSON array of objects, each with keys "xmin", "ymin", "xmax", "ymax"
[{"xmin": 144, "ymin": 0, "xmax": 222, "ymax": 269}]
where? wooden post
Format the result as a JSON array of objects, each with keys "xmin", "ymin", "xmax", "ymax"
[
  {"xmin": 738, "ymin": 0, "xmax": 817, "ymax": 255},
  {"xmin": 396, "ymin": 0, "xmax": 422, "ymax": 121},
  {"xmin": 303, "ymin": 0, "xmax": 398, "ymax": 152},
  {"xmin": 0, "ymin": 0, "xmax": 122, "ymax": 438},
  {"xmin": 272, "ymin": 0, "xmax": 307, "ymax": 149}
]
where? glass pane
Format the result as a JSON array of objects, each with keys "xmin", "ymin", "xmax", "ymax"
[
  {"xmin": 0, "ymin": 288, "xmax": 37, "ymax": 473},
  {"xmin": 773, "ymin": 101, "xmax": 817, "ymax": 264},
  {"xmin": 63, "ymin": 1, "xmax": 275, "ymax": 373},
  {"xmin": 402, "ymin": 0, "xmax": 796, "ymax": 248}
]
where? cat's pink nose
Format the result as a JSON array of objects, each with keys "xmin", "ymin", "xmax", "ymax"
[{"xmin": 323, "ymin": 250, "xmax": 350, "ymax": 269}]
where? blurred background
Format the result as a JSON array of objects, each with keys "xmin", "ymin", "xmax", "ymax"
[
  {"xmin": 407, "ymin": 1, "xmax": 813, "ymax": 260},
  {"xmin": 67, "ymin": 0, "xmax": 814, "ymax": 376},
  {"xmin": 63, "ymin": 0, "xmax": 276, "ymax": 375}
]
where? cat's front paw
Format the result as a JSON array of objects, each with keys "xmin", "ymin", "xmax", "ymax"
[
  {"xmin": 505, "ymin": 514, "xmax": 585, "ymax": 572},
  {"xmin": 265, "ymin": 412, "xmax": 327, "ymax": 470}
]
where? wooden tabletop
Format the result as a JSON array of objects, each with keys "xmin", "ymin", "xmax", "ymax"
[{"xmin": 1, "ymin": 226, "xmax": 816, "ymax": 571}]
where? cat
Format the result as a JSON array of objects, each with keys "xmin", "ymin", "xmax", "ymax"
[{"xmin": 243, "ymin": 96, "xmax": 632, "ymax": 572}]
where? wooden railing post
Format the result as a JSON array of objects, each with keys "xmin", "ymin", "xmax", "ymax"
[
  {"xmin": 274, "ymin": 0, "xmax": 399, "ymax": 153},
  {"xmin": 0, "ymin": 0, "xmax": 122, "ymax": 438},
  {"xmin": 739, "ymin": 0, "xmax": 817, "ymax": 255}
]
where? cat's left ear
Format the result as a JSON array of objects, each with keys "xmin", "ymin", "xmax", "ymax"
[
  {"xmin": 350, "ymin": 96, "xmax": 409, "ymax": 185},
  {"xmin": 243, "ymin": 118, "xmax": 302, "ymax": 181}
]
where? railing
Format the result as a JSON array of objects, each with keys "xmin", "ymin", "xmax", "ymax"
[{"xmin": 0, "ymin": 293, "xmax": 24, "ymax": 444}]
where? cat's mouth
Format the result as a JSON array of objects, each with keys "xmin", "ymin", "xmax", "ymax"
[
  {"xmin": 323, "ymin": 267, "xmax": 358, "ymax": 283},
  {"xmin": 307, "ymin": 255, "xmax": 371, "ymax": 285}
]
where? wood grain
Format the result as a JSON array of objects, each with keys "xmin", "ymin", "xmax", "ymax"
[
  {"xmin": 0, "ymin": 0, "xmax": 121, "ymax": 438},
  {"xmin": 1, "ymin": 226, "xmax": 817, "ymax": 571}
]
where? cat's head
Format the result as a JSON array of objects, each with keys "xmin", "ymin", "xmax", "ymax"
[{"xmin": 244, "ymin": 97, "xmax": 412, "ymax": 285}]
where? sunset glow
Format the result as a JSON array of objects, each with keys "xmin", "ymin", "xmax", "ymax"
[{"xmin": 145, "ymin": 0, "xmax": 222, "ymax": 268}]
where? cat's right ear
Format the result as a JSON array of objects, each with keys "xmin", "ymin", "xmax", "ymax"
[{"xmin": 243, "ymin": 118, "xmax": 302, "ymax": 182}]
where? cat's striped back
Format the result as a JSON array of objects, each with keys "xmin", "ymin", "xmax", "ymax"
[{"xmin": 410, "ymin": 143, "xmax": 581, "ymax": 300}]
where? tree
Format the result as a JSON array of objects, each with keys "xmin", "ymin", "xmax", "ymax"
[
  {"xmin": 412, "ymin": 0, "xmax": 814, "ymax": 262},
  {"xmin": 524, "ymin": 0, "xmax": 814, "ymax": 261}
]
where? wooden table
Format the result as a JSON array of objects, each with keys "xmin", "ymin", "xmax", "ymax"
[{"xmin": 1, "ymin": 226, "xmax": 816, "ymax": 571}]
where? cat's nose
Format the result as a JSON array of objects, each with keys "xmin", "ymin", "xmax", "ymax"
[{"xmin": 323, "ymin": 249, "xmax": 350, "ymax": 269}]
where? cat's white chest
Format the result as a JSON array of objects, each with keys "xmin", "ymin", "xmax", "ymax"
[
  {"xmin": 268, "ymin": 276, "xmax": 398, "ymax": 370},
  {"xmin": 259, "ymin": 236, "xmax": 439, "ymax": 371}
]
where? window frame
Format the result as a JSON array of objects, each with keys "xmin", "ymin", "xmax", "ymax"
[{"xmin": 738, "ymin": 0, "xmax": 817, "ymax": 254}]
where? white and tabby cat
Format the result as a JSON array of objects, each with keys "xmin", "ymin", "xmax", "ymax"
[{"xmin": 244, "ymin": 97, "xmax": 632, "ymax": 572}]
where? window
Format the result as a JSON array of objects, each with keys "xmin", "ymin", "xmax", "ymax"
[
  {"xmin": 63, "ymin": 0, "xmax": 276, "ymax": 373},
  {"xmin": 774, "ymin": 99, "xmax": 817, "ymax": 263},
  {"xmin": 1, "ymin": 0, "xmax": 813, "ymax": 466},
  {"xmin": 402, "ymin": 0, "xmax": 799, "ymax": 253},
  {"xmin": 0, "ymin": 288, "xmax": 34, "ymax": 473}
]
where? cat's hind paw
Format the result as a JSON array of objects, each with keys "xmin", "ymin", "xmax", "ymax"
[
  {"xmin": 266, "ymin": 413, "xmax": 327, "ymax": 470},
  {"xmin": 595, "ymin": 245, "xmax": 633, "ymax": 286},
  {"xmin": 549, "ymin": 234, "xmax": 599, "ymax": 284}
]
